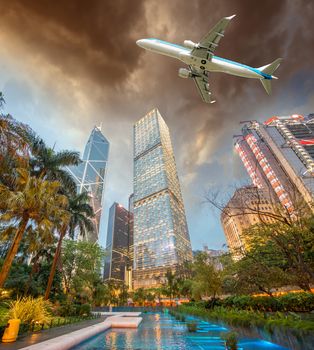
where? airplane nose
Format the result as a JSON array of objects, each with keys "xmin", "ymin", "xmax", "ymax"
[{"xmin": 136, "ymin": 39, "xmax": 144, "ymax": 47}]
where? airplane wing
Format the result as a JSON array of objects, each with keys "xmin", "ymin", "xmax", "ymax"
[
  {"xmin": 190, "ymin": 66, "xmax": 216, "ymax": 104},
  {"xmin": 191, "ymin": 14, "xmax": 236, "ymax": 59}
]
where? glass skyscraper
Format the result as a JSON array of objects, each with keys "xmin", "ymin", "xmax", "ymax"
[
  {"xmin": 67, "ymin": 126, "xmax": 109, "ymax": 242},
  {"xmin": 133, "ymin": 108, "xmax": 192, "ymax": 289},
  {"xmin": 103, "ymin": 202, "xmax": 133, "ymax": 288}
]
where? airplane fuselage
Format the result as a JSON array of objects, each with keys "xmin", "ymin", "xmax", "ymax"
[{"xmin": 137, "ymin": 38, "xmax": 273, "ymax": 80}]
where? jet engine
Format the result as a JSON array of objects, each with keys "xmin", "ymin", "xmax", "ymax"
[
  {"xmin": 183, "ymin": 40, "xmax": 199, "ymax": 49},
  {"xmin": 178, "ymin": 68, "xmax": 193, "ymax": 79}
]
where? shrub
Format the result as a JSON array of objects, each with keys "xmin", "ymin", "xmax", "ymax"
[
  {"xmin": 77, "ymin": 303, "xmax": 91, "ymax": 316},
  {"xmin": 7, "ymin": 296, "xmax": 51, "ymax": 325},
  {"xmin": 209, "ymin": 293, "xmax": 314, "ymax": 313},
  {"xmin": 58, "ymin": 301, "xmax": 77, "ymax": 317},
  {"xmin": 186, "ymin": 321, "xmax": 197, "ymax": 332},
  {"xmin": 221, "ymin": 331, "xmax": 238, "ymax": 350}
]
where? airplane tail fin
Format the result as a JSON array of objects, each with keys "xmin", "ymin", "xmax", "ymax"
[
  {"xmin": 258, "ymin": 58, "xmax": 282, "ymax": 95},
  {"xmin": 260, "ymin": 79, "xmax": 272, "ymax": 95},
  {"xmin": 258, "ymin": 58, "xmax": 283, "ymax": 76}
]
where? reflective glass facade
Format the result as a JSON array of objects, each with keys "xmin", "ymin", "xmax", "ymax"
[
  {"xmin": 103, "ymin": 203, "xmax": 133, "ymax": 286},
  {"xmin": 133, "ymin": 108, "xmax": 192, "ymax": 289},
  {"xmin": 67, "ymin": 126, "xmax": 109, "ymax": 242}
]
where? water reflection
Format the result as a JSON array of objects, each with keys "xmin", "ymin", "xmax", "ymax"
[{"xmin": 71, "ymin": 312, "xmax": 289, "ymax": 350}]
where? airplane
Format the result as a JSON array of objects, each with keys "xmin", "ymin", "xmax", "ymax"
[{"xmin": 136, "ymin": 15, "xmax": 282, "ymax": 104}]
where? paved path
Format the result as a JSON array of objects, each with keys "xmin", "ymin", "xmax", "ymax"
[{"xmin": 0, "ymin": 317, "xmax": 106, "ymax": 350}]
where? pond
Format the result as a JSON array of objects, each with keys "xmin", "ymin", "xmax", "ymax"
[{"xmin": 71, "ymin": 311, "xmax": 289, "ymax": 350}]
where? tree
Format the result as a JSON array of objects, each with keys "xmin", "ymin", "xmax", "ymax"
[
  {"xmin": 242, "ymin": 219, "xmax": 314, "ymax": 292},
  {"xmin": 44, "ymin": 191, "xmax": 94, "ymax": 300},
  {"xmin": 61, "ymin": 240, "xmax": 105, "ymax": 303},
  {"xmin": 133, "ymin": 288, "xmax": 146, "ymax": 306},
  {"xmin": 191, "ymin": 252, "xmax": 222, "ymax": 299},
  {"xmin": 28, "ymin": 136, "xmax": 80, "ymax": 194},
  {"xmin": 0, "ymin": 114, "xmax": 31, "ymax": 191},
  {"xmin": 162, "ymin": 269, "xmax": 179, "ymax": 304},
  {"xmin": 0, "ymin": 169, "xmax": 69, "ymax": 288}
]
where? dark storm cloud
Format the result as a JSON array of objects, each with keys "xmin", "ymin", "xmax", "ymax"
[
  {"xmin": 1, "ymin": 0, "xmax": 313, "ymax": 176},
  {"xmin": 0, "ymin": 0, "xmax": 147, "ymax": 85}
]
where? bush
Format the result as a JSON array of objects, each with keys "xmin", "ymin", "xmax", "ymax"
[
  {"xmin": 213, "ymin": 293, "xmax": 314, "ymax": 313},
  {"xmin": 6, "ymin": 296, "xmax": 51, "ymax": 325},
  {"xmin": 76, "ymin": 303, "xmax": 91, "ymax": 316},
  {"xmin": 221, "ymin": 331, "xmax": 238, "ymax": 350},
  {"xmin": 57, "ymin": 301, "xmax": 77, "ymax": 317},
  {"xmin": 186, "ymin": 321, "xmax": 197, "ymax": 332}
]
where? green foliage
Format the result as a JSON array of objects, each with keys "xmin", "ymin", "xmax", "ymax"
[
  {"xmin": 0, "ymin": 259, "xmax": 63, "ymax": 300},
  {"xmin": 186, "ymin": 321, "xmax": 197, "ymax": 332},
  {"xmin": 133, "ymin": 288, "xmax": 146, "ymax": 306},
  {"xmin": 240, "ymin": 218, "xmax": 314, "ymax": 293},
  {"xmin": 222, "ymin": 293, "xmax": 314, "ymax": 312},
  {"xmin": 221, "ymin": 331, "xmax": 238, "ymax": 350},
  {"xmin": 58, "ymin": 301, "xmax": 77, "ymax": 317},
  {"xmin": 190, "ymin": 252, "xmax": 223, "ymax": 299},
  {"xmin": 178, "ymin": 304, "xmax": 314, "ymax": 334},
  {"xmin": 61, "ymin": 239, "xmax": 106, "ymax": 304},
  {"xmin": 76, "ymin": 303, "xmax": 91, "ymax": 316},
  {"xmin": 6, "ymin": 296, "xmax": 52, "ymax": 325}
]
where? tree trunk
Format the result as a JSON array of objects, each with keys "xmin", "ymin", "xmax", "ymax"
[
  {"xmin": 44, "ymin": 225, "xmax": 67, "ymax": 300},
  {"xmin": 0, "ymin": 215, "xmax": 29, "ymax": 288}
]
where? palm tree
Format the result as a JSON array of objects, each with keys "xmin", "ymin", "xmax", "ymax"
[
  {"xmin": 0, "ymin": 168, "xmax": 69, "ymax": 288},
  {"xmin": 0, "ymin": 114, "xmax": 32, "ymax": 191},
  {"xmin": 28, "ymin": 136, "xmax": 81, "ymax": 194},
  {"xmin": 44, "ymin": 191, "xmax": 94, "ymax": 300}
]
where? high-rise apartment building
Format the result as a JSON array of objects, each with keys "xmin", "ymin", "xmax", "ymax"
[
  {"xmin": 103, "ymin": 202, "xmax": 133, "ymax": 288},
  {"xmin": 133, "ymin": 108, "xmax": 192, "ymax": 289},
  {"xmin": 67, "ymin": 126, "xmax": 109, "ymax": 242},
  {"xmin": 235, "ymin": 114, "xmax": 314, "ymax": 213},
  {"xmin": 221, "ymin": 186, "xmax": 275, "ymax": 259}
]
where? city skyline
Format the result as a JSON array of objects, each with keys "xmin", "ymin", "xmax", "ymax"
[{"xmin": 0, "ymin": 1, "xmax": 313, "ymax": 250}]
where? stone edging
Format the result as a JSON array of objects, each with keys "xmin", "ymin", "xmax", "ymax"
[{"xmin": 19, "ymin": 314, "xmax": 142, "ymax": 350}]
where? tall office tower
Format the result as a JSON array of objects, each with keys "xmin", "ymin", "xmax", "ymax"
[
  {"xmin": 221, "ymin": 186, "xmax": 276, "ymax": 260},
  {"xmin": 103, "ymin": 202, "xmax": 133, "ymax": 288},
  {"xmin": 234, "ymin": 123, "xmax": 295, "ymax": 215},
  {"xmin": 235, "ymin": 114, "xmax": 314, "ymax": 214},
  {"xmin": 67, "ymin": 126, "xmax": 109, "ymax": 242},
  {"xmin": 133, "ymin": 108, "xmax": 192, "ymax": 289}
]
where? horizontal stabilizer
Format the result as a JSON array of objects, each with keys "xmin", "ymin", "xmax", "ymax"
[
  {"xmin": 260, "ymin": 79, "xmax": 272, "ymax": 95},
  {"xmin": 258, "ymin": 58, "xmax": 283, "ymax": 76}
]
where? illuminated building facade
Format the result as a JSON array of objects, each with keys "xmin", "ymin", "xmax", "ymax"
[
  {"xmin": 235, "ymin": 114, "xmax": 314, "ymax": 213},
  {"xmin": 133, "ymin": 108, "xmax": 192, "ymax": 289},
  {"xmin": 221, "ymin": 186, "xmax": 276, "ymax": 259},
  {"xmin": 103, "ymin": 202, "xmax": 133, "ymax": 288},
  {"xmin": 67, "ymin": 126, "xmax": 109, "ymax": 242}
]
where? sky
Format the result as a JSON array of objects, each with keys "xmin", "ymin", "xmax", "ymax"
[{"xmin": 0, "ymin": 0, "xmax": 313, "ymax": 250}]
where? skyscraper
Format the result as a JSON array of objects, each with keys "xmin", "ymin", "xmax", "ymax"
[
  {"xmin": 103, "ymin": 202, "xmax": 133, "ymax": 288},
  {"xmin": 67, "ymin": 126, "xmax": 109, "ymax": 242},
  {"xmin": 221, "ymin": 186, "xmax": 276, "ymax": 259},
  {"xmin": 133, "ymin": 108, "xmax": 192, "ymax": 289},
  {"xmin": 235, "ymin": 114, "xmax": 314, "ymax": 214}
]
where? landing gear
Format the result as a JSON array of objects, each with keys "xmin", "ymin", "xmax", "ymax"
[
  {"xmin": 200, "ymin": 66, "xmax": 205, "ymax": 70},
  {"xmin": 201, "ymin": 60, "xmax": 206, "ymax": 64}
]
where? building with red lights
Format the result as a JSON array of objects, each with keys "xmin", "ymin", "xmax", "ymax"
[{"xmin": 234, "ymin": 114, "xmax": 314, "ymax": 214}]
